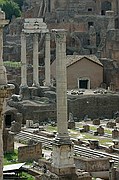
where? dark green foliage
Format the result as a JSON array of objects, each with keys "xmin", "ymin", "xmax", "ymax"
[
  {"xmin": 13, "ymin": 0, "xmax": 24, "ymax": 10},
  {"xmin": 0, "ymin": 0, "xmax": 21, "ymax": 20}
]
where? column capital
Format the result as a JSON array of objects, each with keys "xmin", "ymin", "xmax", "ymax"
[{"xmin": 52, "ymin": 29, "xmax": 67, "ymax": 43}]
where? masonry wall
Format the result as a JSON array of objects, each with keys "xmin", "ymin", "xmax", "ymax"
[
  {"xmin": 68, "ymin": 94, "xmax": 119, "ymax": 120},
  {"xmin": 74, "ymin": 157, "xmax": 110, "ymax": 172},
  {"xmin": 18, "ymin": 142, "xmax": 42, "ymax": 162},
  {"xmin": 67, "ymin": 58, "xmax": 103, "ymax": 89}
]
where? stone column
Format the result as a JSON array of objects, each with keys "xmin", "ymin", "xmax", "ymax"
[
  {"xmin": 55, "ymin": 29, "xmax": 69, "ymax": 139},
  {"xmin": 51, "ymin": 29, "xmax": 75, "ymax": 176},
  {"xmin": 45, "ymin": 33, "xmax": 51, "ymax": 86},
  {"xmin": 33, "ymin": 33, "xmax": 39, "ymax": 87},
  {"xmin": 20, "ymin": 32, "xmax": 27, "ymax": 87}
]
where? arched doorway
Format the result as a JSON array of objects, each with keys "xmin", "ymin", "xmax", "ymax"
[{"xmin": 101, "ymin": 1, "xmax": 112, "ymax": 15}]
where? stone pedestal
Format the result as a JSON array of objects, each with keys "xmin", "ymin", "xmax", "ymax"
[
  {"xmin": 107, "ymin": 121, "xmax": 116, "ymax": 128},
  {"xmin": 112, "ymin": 127, "xmax": 119, "ymax": 139},
  {"xmin": 83, "ymin": 124, "xmax": 90, "ymax": 132},
  {"xmin": 68, "ymin": 121, "xmax": 75, "ymax": 129},
  {"xmin": 88, "ymin": 139, "xmax": 99, "ymax": 150},
  {"xmin": 93, "ymin": 119, "xmax": 100, "ymax": 125},
  {"xmin": 52, "ymin": 142, "xmax": 75, "ymax": 176},
  {"xmin": 97, "ymin": 125, "xmax": 104, "ymax": 135}
]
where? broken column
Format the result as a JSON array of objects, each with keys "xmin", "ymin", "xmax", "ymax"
[
  {"xmin": 20, "ymin": 32, "xmax": 27, "ymax": 87},
  {"xmin": 45, "ymin": 32, "xmax": 51, "ymax": 86},
  {"xmin": 51, "ymin": 29, "xmax": 75, "ymax": 177},
  {"xmin": 33, "ymin": 33, "xmax": 39, "ymax": 87}
]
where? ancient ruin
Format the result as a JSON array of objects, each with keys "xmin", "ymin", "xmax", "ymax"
[{"xmin": 1, "ymin": 0, "xmax": 119, "ymax": 180}]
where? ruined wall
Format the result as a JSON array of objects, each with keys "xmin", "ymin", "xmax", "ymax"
[
  {"xmin": 68, "ymin": 94, "xmax": 119, "ymax": 120},
  {"xmin": 74, "ymin": 157, "xmax": 110, "ymax": 172},
  {"xmin": 18, "ymin": 142, "xmax": 42, "ymax": 162}
]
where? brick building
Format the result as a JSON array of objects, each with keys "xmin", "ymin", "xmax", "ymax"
[{"xmin": 51, "ymin": 55, "xmax": 103, "ymax": 89}]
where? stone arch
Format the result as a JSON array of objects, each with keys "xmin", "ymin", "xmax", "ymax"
[{"xmin": 101, "ymin": 1, "xmax": 112, "ymax": 15}]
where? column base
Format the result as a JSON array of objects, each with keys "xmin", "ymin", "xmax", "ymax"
[
  {"xmin": 32, "ymin": 83, "xmax": 40, "ymax": 88},
  {"xmin": 51, "ymin": 137, "xmax": 75, "ymax": 176}
]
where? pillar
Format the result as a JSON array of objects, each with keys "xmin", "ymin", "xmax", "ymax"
[
  {"xmin": 45, "ymin": 32, "xmax": 51, "ymax": 86},
  {"xmin": 55, "ymin": 29, "xmax": 69, "ymax": 139},
  {"xmin": 21, "ymin": 32, "xmax": 27, "ymax": 87},
  {"xmin": 51, "ymin": 29, "xmax": 75, "ymax": 176},
  {"xmin": 33, "ymin": 33, "xmax": 39, "ymax": 87}
]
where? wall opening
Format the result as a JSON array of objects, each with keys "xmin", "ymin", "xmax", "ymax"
[
  {"xmin": 88, "ymin": 22, "xmax": 94, "ymax": 29},
  {"xmin": 5, "ymin": 115, "xmax": 12, "ymax": 127},
  {"xmin": 101, "ymin": 1, "xmax": 112, "ymax": 15},
  {"xmin": 79, "ymin": 80, "xmax": 88, "ymax": 89},
  {"xmin": 78, "ymin": 78, "xmax": 90, "ymax": 89}
]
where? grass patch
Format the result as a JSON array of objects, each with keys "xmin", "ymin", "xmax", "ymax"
[
  {"xmin": 20, "ymin": 172, "xmax": 35, "ymax": 180},
  {"xmin": 45, "ymin": 125, "xmax": 57, "ymax": 132},
  {"xmin": 4, "ymin": 150, "xmax": 18, "ymax": 165}
]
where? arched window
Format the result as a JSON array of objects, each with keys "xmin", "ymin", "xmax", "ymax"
[{"xmin": 101, "ymin": 1, "xmax": 112, "ymax": 15}]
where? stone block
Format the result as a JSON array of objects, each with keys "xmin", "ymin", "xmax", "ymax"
[
  {"xmin": 93, "ymin": 119, "xmax": 100, "ymax": 125},
  {"xmin": 88, "ymin": 139, "xmax": 99, "ymax": 149},
  {"xmin": 68, "ymin": 121, "xmax": 75, "ymax": 129},
  {"xmin": 97, "ymin": 125, "xmax": 104, "ymax": 135},
  {"xmin": 18, "ymin": 142, "xmax": 42, "ymax": 162},
  {"xmin": 106, "ymin": 121, "xmax": 116, "ymax": 128},
  {"xmin": 83, "ymin": 124, "xmax": 90, "ymax": 132},
  {"xmin": 115, "ymin": 117, "xmax": 119, "ymax": 123},
  {"xmin": 112, "ymin": 128, "xmax": 119, "ymax": 139}
]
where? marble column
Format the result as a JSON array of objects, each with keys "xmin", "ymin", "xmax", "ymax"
[
  {"xmin": 21, "ymin": 32, "xmax": 27, "ymax": 87},
  {"xmin": 45, "ymin": 33, "xmax": 51, "ymax": 86},
  {"xmin": 33, "ymin": 33, "xmax": 39, "ymax": 87},
  {"xmin": 51, "ymin": 29, "xmax": 75, "ymax": 176}
]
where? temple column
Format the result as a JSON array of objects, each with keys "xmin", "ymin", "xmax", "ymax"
[
  {"xmin": 33, "ymin": 33, "xmax": 39, "ymax": 87},
  {"xmin": 45, "ymin": 32, "xmax": 51, "ymax": 86},
  {"xmin": 20, "ymin": 32, "xmax": 27, "ymax": 87},
  {"xmin": 51, "ymin": 29, "xmax": 75, "ymax": 176}
]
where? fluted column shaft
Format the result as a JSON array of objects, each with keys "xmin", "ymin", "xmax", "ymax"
[
  {"xmin": 45, "ymin": 33, "xmax": 51, "ymax": 86},
  {"xmin": 21, "ymin": 32, "xmax": 27, "ymax": 87},
  {"xmin": 55, "ymin": 30, "xmax": 68, "ymax": 138},
  {"xmin": 33, "ymin": 34, "xmax": 39, "ymax": 86}
]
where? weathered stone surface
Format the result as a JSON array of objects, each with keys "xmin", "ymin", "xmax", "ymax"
[{"xmin": 18, "ymin": 142, "xmax": 42, "ymax": 162}]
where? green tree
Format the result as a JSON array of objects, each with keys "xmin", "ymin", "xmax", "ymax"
[
  {"xmin": 0, "ymin": 0, "xmax": 21, "ymax": 20},
  {"xmin": 13, "ymin": 0, "xmax": 24, "ymax": 10}
]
